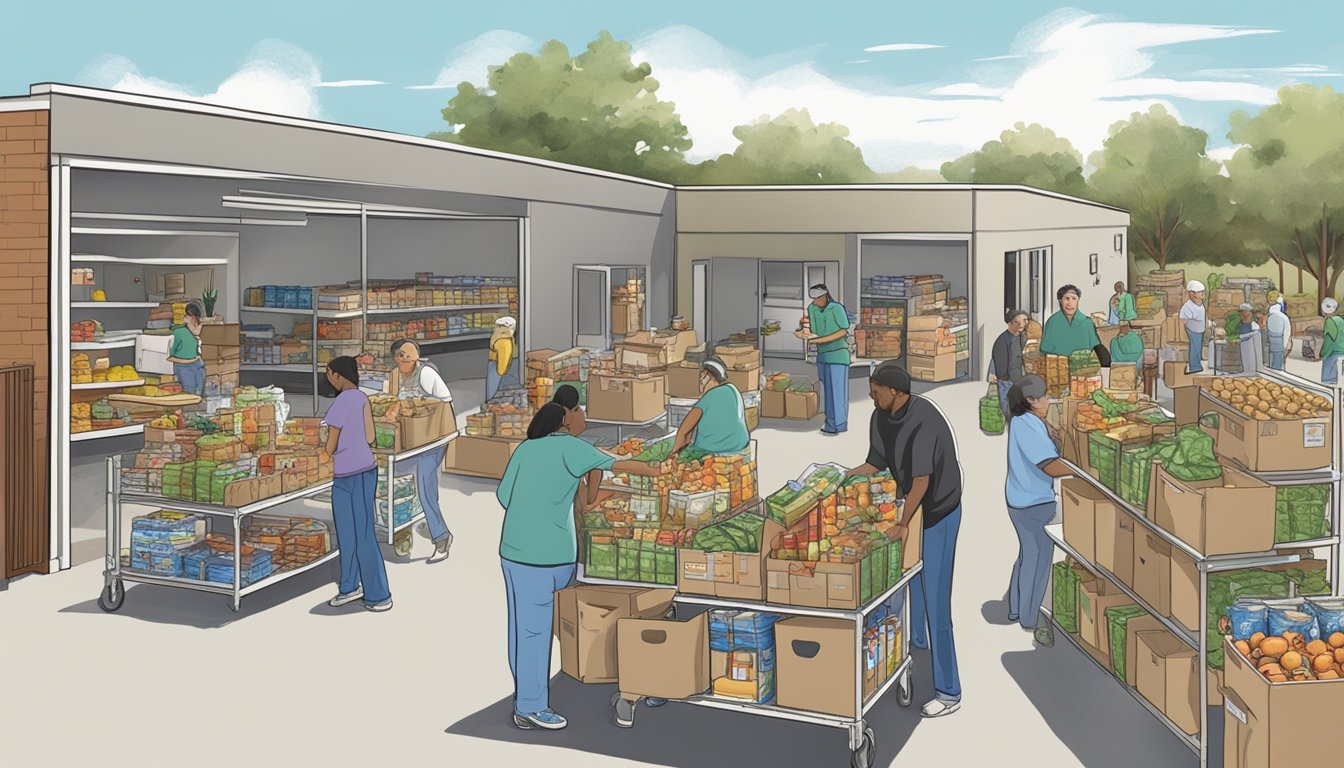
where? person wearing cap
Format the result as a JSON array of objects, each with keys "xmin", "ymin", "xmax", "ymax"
[
  {"xmin": 391, "ymin": 338, "xmax": 455, "ymax": 562},
  {"xmin": 487, "ymin": 316, "xmax": 518, "ymax": 401},
  {"xmin": 1265, "ymin": 303, "xmax": 1293, "ymax": 370},
  {"xmin": 671, "ymin": 358, "xmax": 750, "ymax": 457},
  {"xmin": 1108, "ymin": 321, "xmax": 1144, "ymax": 365},
  {"xmin": 1039, "ymin": 285, "xmax": 1107, "ymax": 364},
  {"xmin": 1180, "ymin": 281, "xmax": 1210, "ymax": 374},
  {"xmin": 1321, "ymin": 299, "xmax": 1344, "ymax": 384},
  {"xmin": 1109, "ymin": 281, "xmax": 1137, "ymax": 326},
  {"xmin": 1005, "ymin": 374, "xmax": 1075, "ymax": 646},
  {"xmin": 846, "ymin": 361, "xmax": 964, "ymax": 717},
  {"xmin": 990, "ymin": 310, "xmax": 1030, "ymax": 418},
  {"xmin": 796, "ymin": 283, "xmax": 851, "ymax": 435}
]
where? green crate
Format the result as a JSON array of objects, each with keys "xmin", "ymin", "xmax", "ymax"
[
  {"xmin": 617, "ymin": 544, "xmax": 640, "ymax": 581},
  {"xmin": 860, "ymin": 553, "xmax": 874, "ymax": 606},
  {"xmin": 638, "ymin": 550, "xmax": 657, "ymax": 581},
  {"xmin": 1087, "ymin": 431, "xmax": 1119, "ymax": 491},
  {"xmin": 1275, "ymin": 485, "xmax": 1330, "ymax": 544},
  {"xmin": 1105, "ymin": 605, "xmax": 1147, "ymax": 682},
  {"xmin": 1052, "ymin": 560, "xmax": 1084, "ymax": 634},
  {"xmin": 587, "ymin": 542, "xmax": 618, "ymax": 579},
  {"xmin": 869, "ymin": 538, "xmax": 890, "ymax": 597}
]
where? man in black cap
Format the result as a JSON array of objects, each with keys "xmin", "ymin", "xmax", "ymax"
[{"xmin": 847, "ymin": 360, "xmax": 963, "ymax": 718}]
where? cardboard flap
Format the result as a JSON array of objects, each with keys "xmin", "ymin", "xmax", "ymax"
[
  {"xmin": 579, "ymin": 603, "xmax": 620, "ymax": 631},
  {"xmin": 1221, "ymin": 687, "xmax": 1253, "ymax": 724}
]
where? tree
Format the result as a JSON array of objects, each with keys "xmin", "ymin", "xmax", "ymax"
[
  {"xmin": 1226, "ymin": 85, "xmax": 1344, "ymax": 302},
  {"xmin": 877, "ymin": 166, "xmax": 945, "ymax": 183},
  {"xmin": 1087, "ymin": 105, "xmax": 1231, "ymax": 272},
  {"xmin": 940, "ymin": 122, "xmax": 1090, "ymax": 198},
  {"xmin": 432, "ymin": 32, "xmax": 692, "ymax": 182},
  {"xmin": 685, "ymin": 109, "xmax": 877, "ymax": 185}
]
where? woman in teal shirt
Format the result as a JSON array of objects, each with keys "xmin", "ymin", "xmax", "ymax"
[
  {"xmin": 495, "ymin": 402, "xmax": 661, "ymax": 732},
  {"xmin": 167, "ymin": 302, "xmax": 206, "ymax": 395},
  {"xmin": 672, "ymin": 359, "xmax": 750, "ymax": 456}
]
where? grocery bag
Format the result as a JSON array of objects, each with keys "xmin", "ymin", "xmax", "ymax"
[{"xmin": 979, "ymin": 384, "xmax": 1005, "ymax": 435}]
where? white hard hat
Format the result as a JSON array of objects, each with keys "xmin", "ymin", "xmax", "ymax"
[
  {"xmin": 1323, "ymin": 299, "xmax": 1338, "ymax": 315},
  {"xmin": 495, "ymin": 316, "xmax": 517, "ymax": 328},
  {"xmin": 1187, "ymin": 280, "xmax": 1206, "ymax": 292}
]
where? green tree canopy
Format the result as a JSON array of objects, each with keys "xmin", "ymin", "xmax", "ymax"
[
  {"xmin": 940, "ymin": 122, "xmax": 1090, "ymax": 198},
  {"xmin": 1087, "ymin": 105, "xmax": 1230, "ymax": 271},
  {"xmin": 685, "ymin": 109, "xmax": 877, "ymax": 185},
  {"xmin": 1226, "ymin": 84, "xmax": 1344, "ymax": 301},
  {"xmin": 433, "ymin": 32, "xmax": 692, "ymax": 182}
]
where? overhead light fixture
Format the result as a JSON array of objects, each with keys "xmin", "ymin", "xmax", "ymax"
[{"xmin": 74, "ymin": 211, "xmax": 307, "ymax": 227}]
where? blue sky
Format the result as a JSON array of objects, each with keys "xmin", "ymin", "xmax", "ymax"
[{"xmin": 4, "ymin": 0, "xmax": 1342, "ymax": 171}]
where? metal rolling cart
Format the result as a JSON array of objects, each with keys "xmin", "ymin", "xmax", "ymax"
[
  {"xmin": 99, "ymin": 453, "xmax": 339, "ymax": 613},
  {"xmin": 585, "ymin": 411, "xmax": 670, "ymax": 443},
  {"xmin": 373, "ymin": 431, "xmax": 458, "ymax": 556},
  {"xmin": 1045, "ymin": 361, "xmax": 1342, "ymax": 767},
  {"xmin": 577, "ymin": 559, "xmax": 921, "ymax": 768}
]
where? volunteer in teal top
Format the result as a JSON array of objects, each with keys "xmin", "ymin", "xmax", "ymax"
[
  {"xmin": 1321, "ymin": 298, "xmax": 1343, "ymax": 385},
  {"xmin": 1039, "ymin": 284, "xmax": 1108, "ymax": 365},
  {"xmin": 671, "ymin": 358, "xmax": 750, "ymax": 457},
  {"xmin": 1108, "ymin": 281, "xmax": 1137, "ymax": 325},
  {"xmin": 797, "ymin": 283, "xmax": 851, "ymax": 435},
  {"xmin": 166, "ymin": 301, "xmax": 207, "ymax": 395},
  {"xmin": 1108, "ymin": 322, "xmax": 1144, "ymax": 364}
]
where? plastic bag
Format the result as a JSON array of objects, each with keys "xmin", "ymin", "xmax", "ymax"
[
  {"xmin": 979, "ymin": 384, "xmax": 1005, "ymax": 435},
  {"xmin": 1306, "ymin": 597, "xmax": 1344, "ymax": 638},
  {"xmin": 1226, "ymin": 599, "xmax": 1268, "ymax": 640},
  {"xmin": 1268, "ymin": 603, "xmax": 1320, "ymax": 642}
]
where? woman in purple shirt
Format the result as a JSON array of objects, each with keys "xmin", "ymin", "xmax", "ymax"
[{"xmin": 321, "ymin": 356, "xmax": 392, "ymax": 611}]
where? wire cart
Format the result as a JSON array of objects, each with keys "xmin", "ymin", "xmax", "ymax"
[
  {"xmin": 577, "ymin": 558, "xmax": 921, "ymax": 768},
  {"xmin": 373, "ymin": 432, "xmax": 457, "ymax": 556},
  {"xmin": 99, "ymin": 453, "xmax": 340, "ymax": 613}
]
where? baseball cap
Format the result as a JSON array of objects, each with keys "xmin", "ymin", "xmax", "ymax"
[{"xmin": 1187, "ymin": 280, "xmax": 1206, "ymax": 292}]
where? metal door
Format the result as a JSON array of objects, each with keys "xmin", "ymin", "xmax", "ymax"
[
  {"xmin": 1, "ymin": 365, "xmax": 46, "ymax": 579},
  {"xmin": 573, "ymin": 265, "xmax": 612, "ymax": 350},
  {"xmin": 692, "ymin": 260, "xmax": 710, "ymax": 344},
  {"xmin": 1020, "ymin": 247, "xmax": 1055, "ymax": 323}
]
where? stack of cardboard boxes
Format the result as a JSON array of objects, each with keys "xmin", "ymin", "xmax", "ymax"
[
  {"xmin": 905, "ymin": 315, "xmax": 956, "ymax": 383},
  {"xmin": 200, "ymin": 322, "xmax": 240, "ymax": 397},
  {"xmin": 612, "ymin": 278, "xmax": 646, "ymax": 336}
]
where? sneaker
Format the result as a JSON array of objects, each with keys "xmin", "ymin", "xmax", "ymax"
[
  {"xmin": 612, "ymin": 693, "xmax": 636, "ymax": 728},
  {"xmin": 364, "ymin": 599, "xmax": 393, "ymax": 612},
  {"xmin": 921, "ymin": 698, "xmax": 961, "ymax": 718},
  {"xmin": 428, "ymin": 532, "xmax": 454, "ymax": 564},
  {"xmin": 328, "ymin": 589, "xmax": 363, "ymax": 608},
  {"xmin": 513, "ymin": 709, "xmax": 567, "ymax": 731},
  {"xmin": 644, "ymin": 697, "xmax": 667, "ymax": 708},
  {"xmin": 1034, "ymin": 627, "xmax": 1055, "ymax": 647}
]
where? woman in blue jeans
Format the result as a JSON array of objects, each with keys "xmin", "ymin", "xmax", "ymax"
[
  {"xmin": 321, "ymin": 356, "xmax": 392, "ymax": 611},
  {"xmin": 1004, "ymin": 375, "xmax": 1074, "ymax": 645},
  {"xmin": 495, "ymin": 401, "xmax": 661, "ymax": 731},
  {"xmin": 167, "ymin": 301, "xmax": 207, "ymax": 396}
]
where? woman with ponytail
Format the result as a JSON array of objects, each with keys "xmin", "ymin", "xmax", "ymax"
[{"xmin": 495, "ymin": 401, "xmax": 662, "ymax": 731}]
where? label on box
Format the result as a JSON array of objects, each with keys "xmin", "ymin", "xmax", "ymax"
[
  {"xmin": 1224, "ymin": 698, "xmax": 1247, "ymax": 725},
  {"xmin": 1304, "ymin": 420, "xmax": 1327, "ymax": 448},
  {"xmin": 683, "ymin": 560, "xmax": 709, "ymax": 582}
]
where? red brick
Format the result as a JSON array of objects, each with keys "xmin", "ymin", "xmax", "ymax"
[
  {"xmin": 34, "ymin": 112, "xmax": 48, "ymax": 125},
  {"xmin": 0, "ymin": 222, "xmax": 41, "ymax": 238},
  {"xmin": 4, "ymin": 126, "xmax": 47, "ymax": 141},
  {"xmin": 0, "ymin": 182, "xmax": 34, "ymax": 195},
  {"xmin": 0, "ymin": 140, "xmax": 34, "ymax": 155},
  {"xmin": 17, "ymin": 305, "xmax": 43, "ymax": 319},
  {"xmin": 1, "ymin": 154, "xmax": 50, "ymax": 170},
  {"xmin": 0, "ymin": 317, "xmax": 30, "ymax": 331},
  {"xmin": 2, "ymin": 168, "xmax": 46, "ymax": 183},
  {"xmin": 17, "ymin": 263, "xmax": 46, "ymax": 277},
  {"xmin": 0, "ymin": 112, "xmax": 36, "ymax": 127},
  {"xmin": 31, "ymin": 317, "xmax": 46, "ymax": 331}
]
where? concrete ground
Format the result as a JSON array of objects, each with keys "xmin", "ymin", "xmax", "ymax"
[{"xmin": 4, "ymin": 352, "xmax": 1325, "ymax": 767}]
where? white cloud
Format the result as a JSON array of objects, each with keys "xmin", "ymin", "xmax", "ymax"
[
  {"xmin": 1197, "ymin": 64, "xmax": 1342, "ymax": 79},
  {"xmin": 317, "ymin": 80, "xmax": 386, "ymax": 88},
  {"xmin": 973, "ymin": 54, "xmax": 1023, "ymax": 62},
  {"xmin": 407, "ymin": 30, "xmax": 536, "ymax": 90},
  {"xmin": 631, "ymin": 15, "xmax": 1287, "ymax": 171},
  {"xmin": 81, "ymin": 40, "xmax": 334, "ymax": 118},
  {"xmin": 1207, "ymin": 145, "xmax": 1241, "ymax": 177},
  {"xmin": 864, "ymin": 43, "xmax": 944, "ymax": 52},
  {"xmin": 846, "ymin": 60, "xmax": 871, "ymax": 65}
]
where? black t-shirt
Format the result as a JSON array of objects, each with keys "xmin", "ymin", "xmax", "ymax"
[{"xmin": 865, "ymin": 396, "xmax": 964, "ymax": 529}]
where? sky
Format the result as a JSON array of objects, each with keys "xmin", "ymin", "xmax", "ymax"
[{"xmin": 4, "ymin": 0, "xmax": 1342, "ymax": 172}]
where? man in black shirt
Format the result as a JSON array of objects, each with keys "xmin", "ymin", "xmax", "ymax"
[
  {"xmin": 990, "ymin": 310, "xmax": 1029, "ymax": 418},
  {"xmin": 847, "ymin": 361, "xmax": 963, "ymax": 718}
]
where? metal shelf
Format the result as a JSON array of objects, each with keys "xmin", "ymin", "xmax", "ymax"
[
  {"xmin": 241, "ymin": 305, "xmax": 364, "ymax": 319},
  {"xmin": 71, "ymin": 423, "xmax": 144, "ymax": 442},
  {"xmin": 73, "ymin": 379, "xmax": 145, "ymax": 391},
  {"xmin": 121, "ymin": 550, "xmax": 340, "ymax": 599},
  {"xmin": 364, "ymin": 303, "xmax": 510, "ymax": 316},
  {"xmin": 119, "ymin": 482, "xmax": 335, "ymax": 520},
  {"xmin": 72, "ymin": 335, "xmax": 139, "ymax": 351},
  {"xmin": 239, "ymin": 364, "xmax": 313, "ymax": 373},
  {"xmin": 72, "ymin": 302, "xmax": 158, "ymax": 309}
]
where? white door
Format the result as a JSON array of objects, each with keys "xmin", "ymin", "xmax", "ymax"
[
  {"xmin": 1020, "ymin": 247, "xmax": 1054, "ymax": 324},
  {"xmin": 573, "ymin": 265, "xmax": 612, "ymax": 350},
  {"xmin": 692, "ymin": 260, "xmax": 710, "ymax": 343}
]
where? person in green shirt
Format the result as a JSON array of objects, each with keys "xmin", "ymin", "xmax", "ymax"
[
  {"xmin": 1039, "ymin": 284, "xmax": 1105, "ymax": 361},
  {"xmin": 1322, "ymin": 298, "xmax": 1343, "ymax": 384},
  {"xmin": 495, "ymin": 403, "xmax": 660, "ymax": 732},
  {"xmin": 1109, "ymin": 281, "xmax": 1137, "ymax": 324},
  {"xmin": 167, "ymin": 302, "xmax": 206, "ymax": 395},
  {"xmin": 1109, "ymin": 322, "xmax": 1144, "ymax": 364},
  {"xmin": 672, "ymin": 358, "xmax": 750, "ymax": 456},
  {"xmin": 797, "ymin": 283, "xmax": 851, "ymax": 435}
]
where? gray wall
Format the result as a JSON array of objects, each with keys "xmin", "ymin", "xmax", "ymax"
[
  {"xmin": 711, "ymin": 258, "xmax": 761, "ymax": 344},
  {"xmin": 860, "ymin": 240, "xmax": 971, "ymax": 300}
]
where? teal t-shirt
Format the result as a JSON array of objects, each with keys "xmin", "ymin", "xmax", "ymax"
[
  {"xmin": 169, "ymin": 326, "xmax": 199, "ymax": 360},
  {"xmin": 496, "ymin": 434, "xmax": 616, "ymax": 566},
  {"xmin": 808, "ymin": 301, "xmax": 852, "ymax": 365},
  {"xmin": 1115, "ymin": 293, "xmax": 1137, "ymax": 322},
  {"xmin": 1040, "ymin": 311, "xmax": 1101, "ymax": 357},
  {"xmin": 1324, "ymin": 316, "xmax": 1344, "ymax": 358},
  {"xmin": 691, "ymin": 383, "xmax": 750, "ymax": 454},
  {"xmin": 1109, "ymin": 332, "xmax": 1144, "ymax": 364}
]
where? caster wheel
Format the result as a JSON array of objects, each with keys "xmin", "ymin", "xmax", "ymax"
[
  {"xmin": 665, "ymin": 605, "xmax": 678, "ymax": 620},
  {"xmin": 393, "ymin": 530, "xmax": 413, "ymax": 557},
  {"xmin": 98, "ymin": 579, "xmax": 125, "ymax": 613},
  {"xmin": 898, "ymin": 666, "xmax": 913, "ymax": 708},
  {"xmin": 850, "ymin": 728, "xmax": 876, "ymax": 768}
]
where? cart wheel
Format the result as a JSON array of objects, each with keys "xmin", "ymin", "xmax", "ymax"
[
  {"xmin": 98, "ymin": 578, "xmax": 125, "ymax": 613},
  {"xmin": 898, "ymin": 666, "xmax": 913, "ymax": 708},
  {"xmin": 394, "ymin": 530, "xmax": 413, "ymax": 557},
  {"xmin": 665, "ymin": 605, "xmax": 678, "ymax": 620},
  {"xmin": 850, "ymin": 728, "xmax": 876, "ymax": 768}
]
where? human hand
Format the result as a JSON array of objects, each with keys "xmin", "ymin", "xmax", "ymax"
[{"xmin": 988, "ymin": 374, "xmax": 998, "ymax": 384}]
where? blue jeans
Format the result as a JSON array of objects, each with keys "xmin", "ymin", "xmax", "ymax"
[
  {"xmin": 997, "ymin": 380, "xmax": 1012, "ymax": 417},
  {"xmin": 332, "ymin": 469, "xmax": 391, "ymax": 604},
  {"xmin": 909, "ymin": 504, "xmax": 962, "ymax": 701},
  {"xmin": 405, "ymin": 445, "xmax": 450, "ymax": 543},
  {"xmin": 1323, "ymin": 354, "xmax": 1341, "ymax": 385},
  {"xmin": 1007, "ymin": 502, "xmax": 1055, "ymax": 630},
  {"xmin": 175, "ymin": 359, "xmax": 207, "ymax": 396},
  {"xmin": 1187, "ymin": 331, "xmax": 1204, "ymax": 373},
  {"xmin": 486, "ymin": 361, "xmax": 519, "ymax": 401},
  {"xmin": 501, "ymin": 558, "xmax": 576, "ymax": 715},
  {"xmin": 1269, "ymin": 339, "xmax": 1285, "ymax": 371},
  {"xmin": 817, "ymin": 362, "xmax": 849, "ymax": 432}
]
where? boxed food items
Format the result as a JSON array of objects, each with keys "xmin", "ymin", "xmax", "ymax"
[
  {"xmin": 1275, "ymin": 484, "xmax": 1330, "ymax": 544},
  {"xmin": 775, "ymin": 617, "xmax": 862, "ymax": 717},
  {"xmin": 1078, "ymin": 578, "xmax": 1132, "ymax": 659},
  {"xmin": 678, "ymin": 509, "xmax": 782, "ymax": 601},
  {"xmin": 709, "ymin": 610, "xmax": 782, "ymax": 703},
  {"xmin": 555, "ymin": 584, "xmax": 675, "ymax": 684},
  {"xmin": 1061, "ymin": 478, "xmax": 1110, "ymax": 564},
  {"xmin": 443, "ymin": 434, "xmax": 520, "ymax": 479},
  {"xmin": 1153, "ymin": 464, "xmax": 1274, "ymax": 556},
  {"xmin": 587, "ymin": 373, "xmax": 666, "ymax": 423},
  {"xmin": 1106, "ymin": 605, "xmax": 1165, "ymax": 685},
  {"xmin": 616, "ymin": 613, "xmax": 710, "ymax": 700},
  {"xmin": 714, "ymin": 342, "xmax": 761, "ymax": 371},
  {"xmin": 1195, "ymin": 377, "xmax": 1334, "ymax": 472},
  {"xmin": 1095, "ymin": 499, "xmax": 1137, "ymax": 586}
]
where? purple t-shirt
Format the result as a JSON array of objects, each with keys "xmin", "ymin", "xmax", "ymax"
[{"xmin": 323, "ymin": 389, "xmax": 376, "ymax": 477}]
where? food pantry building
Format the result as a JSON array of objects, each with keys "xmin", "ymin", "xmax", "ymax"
[{"xmin": 0, "ymin": 83, "xmax": 1126, "ymax": 582}]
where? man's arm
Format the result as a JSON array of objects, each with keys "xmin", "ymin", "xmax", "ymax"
[
  {"xmin": 990, "ymin": 334, "xmax": 1008, "ymax": 381},
  {"xmin": 902, "ymin": 475, "xmax": 930, "ymax": 528},
  {"xmin": 1039, "ymin": 459, "xmax": 1074, "ymax": 479},
  {"xmin": 672, "ymin": 408, "xmax": 702, "ymax": 454},
  {"xmin": 845, "ymin": 463, "xmax": 881, "ymax": 479}
]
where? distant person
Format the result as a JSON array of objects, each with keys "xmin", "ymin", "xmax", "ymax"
[
  {"xmin": 167, "ymin": 301, "xmax": 207, "ymax": 396},
  {"xmin": 671, "ymin": 358, "xmax": 750, "ymax": 456},
  {"xmin": 1039, "ymin": 285, "xmax": 1108, "ymax": 366},
  {"xmin": 1180, "ymin": 281, "xmax": 1209, "ymax": 374},
  {"xmin": 1232, "ymin": 303, "xmax": 1262, "ymax": 372},
  {"xmin": 795, "ymin": 283, "xmax": 851, "ymax": 435},
  {"xmin": 1322, "ymin": 299, "xmax": 1343, "ymax": 385},
  {"xmin": 1109, "ymin": 322, "xmax": 1144, "ymax": 365},
  {"xmin": 1265, "ymin": 304, "xmax": 1292, "ymax": 370},
  {"xmin": 487, "ymin": 316, "xmax": 518, "ymax": 401},
  {"xmin": 1109, "ymin": 281, "xmax": 1137, "ymax": 325},
  {"xmin": 390, "ymin": 338, "xmax": 455, "ymax": 562},
  {"xmin": 989, "ymin": 310, "xmax": 1029, "ymax": 418}
]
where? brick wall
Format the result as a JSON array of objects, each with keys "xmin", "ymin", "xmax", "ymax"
[{"xmin": 0, "ymin": 109, "xmax": 51, "ymax": 572}]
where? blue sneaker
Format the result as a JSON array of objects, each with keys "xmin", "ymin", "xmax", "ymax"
[
  {"xmin": 644, "ymin": 697, "xmax": 667, "ymax": 708},
  {"xmin": 513, "ymin": 709, "xmax": 568, "ymax": 730}
]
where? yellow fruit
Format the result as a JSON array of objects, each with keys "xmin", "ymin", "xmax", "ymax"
[
  {"xmin": 1334, "ymin": 648, "xmax": 1344, "ymax": 664},
  {"xmin": 1250, "ymin": 632, "xmax": 1267, "ymax": 649},
  {"xmin": 91, "ymin": 290, "xmax": 107, "ymax": 301},
  {"xmin": 1280, "ymin": 651, "xmax": 1304, "ymax": 671},
  {"xmin": 1260, "ymin": 637, "xmax": 1290, "ymax": 657},
  {"xmin": 1307, "ymin": 639, "xmax": 1329, "ymax": 657},
  {"xmin": 1329, "ymin": 632, "xmax": 1344, "ymax": 650},
  {"xmin": 1313, "ymin": 654, "xmax": 1334, "ymax": 673}
]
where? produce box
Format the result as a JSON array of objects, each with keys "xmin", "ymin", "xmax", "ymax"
[
  {"xmin": 1106, "ymin": 605, "xmax": 1163, "ymax": 685},
  {"xmin": 1052, "ymin": 559, "xmax": 1089, "ymax": 634},
  {"xmin": 587, "ymin": 373, "xmax": 666, "ymax": 423},
  {"xmin": 761, "ymin": 389, "xmax": 786, "ymax": 419},
  {"xmin": 1222, "ymin": 635, "xmax": 1342, "ymax": 768},
  {"xmin": 1135, "ymin": 629, "xmax": 1199, "ymax": 735},
  {"xmin": 714, "ymin": 342, "xmax": 761, "ymax": 371},
  {"xmin": 1154, "ymin": 464, "xmax": 1274, "ymax": 556},
  {"xmin": 665, "ymin": 362, "xmax": 703, "ymax": 399},
  {"xmin": 907, "ymin": 353, "xmax": 956, "ymax": 383},
  {"xmin": 783, "ymin": 382, "xmax": 819, "ymax": 420},
  {"xmin": 1095, "ymin": 500, "xmax": 1136, "ymax": 586},
  {"xmin": 1133, "ymin": 529, "xmax": 1173, "ymax": 618},
  {"xmin": 775, "ymin": 617, "xmax": 861, "ymax": 717},
  {"xmin": 678, "ymin": 512, "xmax": 783, "ymax": 601},
  {"xmin": 555, "ymin": 584, "xmax": 675, "ymax": 684},
  {"xmin": 1196, "ymin": 381, "xmax": 1333, "ymax": 472},
  {"xmin": 1079, "ymin": 578, "xmax": 1132, "ymax": 660},
  {"xmin": 1275, "ymin": 485, "xmax": 1330, "ymax": 544},
  {"xmin": 726, "ymin": 364, "xmax": 761, "ymax": 394},
  {"xmin": 1061, "ymin": 478, "xmax": 1109, "ymax": 563},
  {"xmin": 443, "ymin": 434, "xmax": 520, "ymax": 480}
]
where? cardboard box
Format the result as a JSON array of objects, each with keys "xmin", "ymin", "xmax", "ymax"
[
  {"xmin": 1078, "ymin": 579, "xmax": 1133, "ymax": 659},
  {"xmin": 611, "ymin": 301, "xmax": 643, "ymax": 336},
  {"xmin": 200, "ymin": 343, "xmax": 241, "ymax": 363},
  {"xmin": 1153, "ymin": 465, "xmax": 1274, "ymax": 556},
  {"xmin": 199, "ymin": 323, "xmax": 241, "ymax": 346},
  {"xmin": 1095, "ymin": 502, "xmax": 1136, "ymax": 586},
  {"xmin": 1197, "ymin": 390, "xmax": 1332, "ymax": 472},
  {"xmin": 1169, "ymin": 549, "xmax": 1200, "ymax": 632},
  {"xmin": 1164, "ymin": 316, "xmax": 1187, "ymax": 348},
  {"xmin": 555, "ymin": 584, "xmax": 676, "ymax": 684},
  {"xmin": 727, "ymin": 365, "xmax": 762, "ymax": 394},
  {"xmin": 1135, "ymin": 630, "xmax": 1199, "ymax": 736},
  {"xmin": 588, "ymin": 373, "xmax": 667, "ymax": 423},
  {"xmin": 1061, "ymin": 478, "xmax": 1110, "ymax": 564},
  {"xmin": 1222, "ymin": 636, "xmax": 1339, "ymax": 768},
  {"xmin": 224, "ymin": 476, "xmax": 261, "ymax": 507},
  {"xmin": 616, "ymin": 342, "xmax": 667, "ymax": 372},
  {"xmin": 678, "ymin": 517, "xmax": 784, "ymax": 601},
  {"xmin": 784, "ymin": 384, "xmax": 820, "ymax": 420},
  {"xmin": 907, "ymin": 315, "xmax": 943, "ymax": 332},
  {"xmin": 775, "ymin": 617, "xmax": 859, "ymax": 717},
  {"xmin": 1124, "ymin": 614, "xmax": 1167, "ymax": 687},
  {"xmin": 1163, "ymin": 361, "xmax": 1196, "ymax": 391},
  {"xmin": 626, "ymin": 330, "xmax": 698, "ymax": 366},
  {"xmin": 714, "ymin": 343, "xmax": 762, "ymax": 371},
  {"xmin": 1134, "ymin": 530, "xmax": 1173, "ymax": 617},
  {"xmin": 761, "ymin": 389, "xmax": 786, "ymax": 419},
  {"xmin": 399, "ymin": 400, "xmax": 457, "ymax": 450},
  {"xmin": 444, "ymin": 434, "xmax": 519, "ymax": 479},
  {"xmin": 666, "ymin": 362, "xmax": 704, "ymax": 400},
  {"xmin": 906, "ymin": 352, "xmax": 957, "ymax": 382},
  {"xmin": 1109, "ymin": 362, "xmax": 1138, "ymax": 391},
  {"xmin": 616, "ymin": 613, "xmax": 710, "ymax": 699}
]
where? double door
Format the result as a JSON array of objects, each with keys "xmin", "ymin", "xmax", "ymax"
[{"xmin": 1005, "ymin": 247, "xmax": 1055, "ymax": 324}]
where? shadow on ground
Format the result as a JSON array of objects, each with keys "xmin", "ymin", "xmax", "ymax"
[
  {"xmin": 1001, "ymin": 644, "xmax": 1212, "ymax": 768},
  {"xmin": 447, "ymin": 650, "xmax": 935, "ymax": 768},
  {"xmin": 981, "ymin": 591, "xmax": 1014, "ymax": 626}
]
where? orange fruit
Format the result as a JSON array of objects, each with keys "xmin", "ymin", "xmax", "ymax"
[
  {"xmin": 1330, "ymin": 632, "xmax": 1344, "ymax": 650},
  {"xmin": 1249, "ymin": 632, "xmax": 1267, "ymax": 649},
  {"xmin": 1334, "ymin": 648, "xmax": 1344, "ymax": 664},
  {"xmin": 1234, "ymin": 640, "xmax": 1252, "ymax": 657},
  {"xmin": 1280, "ymin": 651, "xmax": 1304, "ymax": 671},
  {"xmin": 1313, "ymin": 654, "xmax": 1335, "ymax": 673}
]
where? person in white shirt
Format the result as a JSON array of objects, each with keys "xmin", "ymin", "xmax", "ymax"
[
  {"xmin": 390, "ymin": 339, "xmax": 455, "ymax": 562},
  {"xmin": 1265, "ymin": 304, "xmax": 1293, "ymax": 370},
  {"xmin": 1180, "ymin": 280, "xmax": 1209, "ymax": 374}
]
